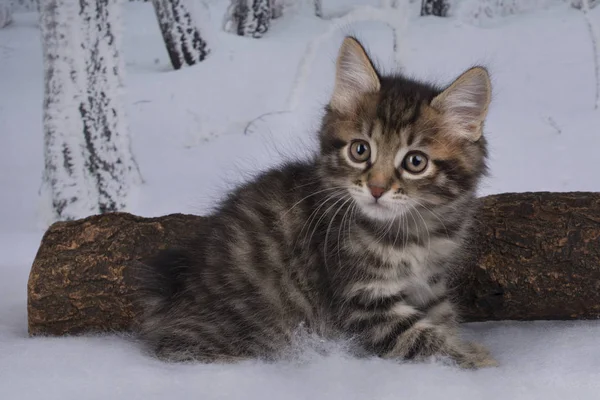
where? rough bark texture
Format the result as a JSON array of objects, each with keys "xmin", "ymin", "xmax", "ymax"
[
  {"xmin": 28, "ymin": 192, "xmax": 600, "ymax": 336},
  {"xmin": 40, "ymin": 0, "xmax": 99, "ymax": 220},
  {"xmin": 571, "ymin": 0, "xmax": 600, "ymax": 9},
  {"xmin": 152, "ymin": 0, "xmax": 209, "ymax": 70},
  {"xmin": 0, "ymin": 2, "xmax": 13, "ymax": 28},
  {"xmin": 421, "ymin": 0, "xmax": 450, "ymax": 16},
  {"xmin": 6, "ymin": 0, "xmax": 39, "ymax": 13},
  {"xmin": 225, "ymin": 0, "xmax": 272, "ymax": 39},
  {"xmin": 28, "ymin": 213, "xmax": 205, "ymax": 335},
  {"xmin": 456, "ymin": 192, "xmax": 600, "ymax": 321},
  {"xmin": 40, "ymin": 0, "xmax": 139, "ymax": 221},
  {"xmin": 79, "ymin": 0, "xmax": 139, "ymax": 214},
  {"xmin": 314, "ymin": 0, "xmax": 322, "ymax": 18}
]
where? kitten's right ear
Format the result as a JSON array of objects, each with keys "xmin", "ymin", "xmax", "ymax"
[
  {"xmin": 431, "ymin": 67, "xmax": 491, "ymax": 141},
  {"xmin": 330, "ymin": 37, "xmax": 380, "ymax": 113}
]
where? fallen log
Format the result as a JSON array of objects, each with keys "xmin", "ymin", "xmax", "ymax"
[
  {"xmin": 27, "ymin": 192, "xmax": 600, "ymax": 336},
  {"xmin": 27, "ymin": 213, "xmax": 204, "ymax": 336}
]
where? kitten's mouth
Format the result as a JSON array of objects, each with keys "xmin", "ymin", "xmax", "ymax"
[
  {"xmin": 356, "ymin": 200, "xmax": 398, "ymax": 222},
  {"xmin": 364, "ymin": 196, "xmax": 392, "ymax": 207},
  {"xmin": 349, "ymin": 191, "xmax": 400, "ymax": 221},
  {"xmin": 365, "ymin": 200, "xmax": 387, "ymax": 208}
]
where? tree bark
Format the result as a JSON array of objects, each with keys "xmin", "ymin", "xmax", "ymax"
[
  {"xmin": 571, "ymin": 0, "xmax": 599, "ymax": 9},
  {"xmin": 40, "ymin": 0, "xmax": 101, "ymax": 220},
  {"xmin": 79, "ymin": 0, "xmax": 139, "ymax": 213},
  {"xmin": 8, "ymin": 0, "xmax": 40, "ymax": 13},
  {"xmin": 0, "ymin": 2, "xmax": 13, "ymax": 28},
  {"xmin": 224, "ymin": 0, "xmax": 272, "ymax": 39},
  {"xmin": 151, "ymin": 0, "xmax": 209, "ymax": 70},
  {"xmin": 421, "ymin": 0, "xmax": 450, "ymax": 16},
  {"xmin": 28, "ymin": 192, "xmax": 600, "ymax": 336},
  {"xmin": 28, "ymin": 213, "xmax": 205, "ymax": 335},
  {"xmin": 40, "ymin": 0, "xmax": 139, "ymax": 221},
  {"xmin": 314, "ymin": 0, "xmax": 323, "ymax": 18}
]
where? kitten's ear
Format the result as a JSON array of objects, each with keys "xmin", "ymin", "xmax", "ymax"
[
  {"xmin": 431, "ymin": 67, "xmax": 491, "ymax": 141},
  {"xmin": 330, "ymin": 37, "xmax": 380, "ymax": 113}
]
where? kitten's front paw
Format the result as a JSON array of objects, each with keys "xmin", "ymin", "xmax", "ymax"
[{"xmin": 453, "ymin": 342, "xmax": 498, "ymax": 369}]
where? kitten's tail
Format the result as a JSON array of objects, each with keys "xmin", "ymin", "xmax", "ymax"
[{"xmin": 133, "ymin": 248, "xmax": 192, "ymax": 323}]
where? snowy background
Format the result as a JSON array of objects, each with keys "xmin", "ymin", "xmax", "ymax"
[{"xmin": 1, "ymin": 0, "xmax": 600, "ymax": 398}]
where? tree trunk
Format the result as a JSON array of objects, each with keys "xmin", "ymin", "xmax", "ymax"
[
  {"xmin": 224, "ymin": 0, "xmax": 272, "ymax": 39},
  {"xmin": 571, "ymin": 0, "xmax": 599, "ymax": 9},
  {"xmin": 421, "ymin": 0, "xmax": 450, "ymax": 16},
  {"xmin": 40, "ymin": 0, "xmax": 139, "ymax": 222},
  {"xmin": 314, "ymin": 0, "xmax": 323, "ymax": 18},
  {"xmin": 455, "ymin": 192, "xmax": 600, "ymax": 321},
  {"xmin": 27, "ymin": 192, "xmax": 600, "ymax": 336},
  {"xmin": 0, "ymin": 2, "xmax": 13, "ymax": 28},
  {"xmin": 151, "ymin": 0, "xmax": 209, "ymax": 70},
  {"xmin": 40, "ymin": 0, "xmax": 100, "ymax": 220},
  {"xmin": 28, "ymin": 213, "xmax": 205, "ymax": 335},
  {"xmin": 271, "ymin": 0, "xmax": 282, "ymax": 19},
  {"xmin": 8, "ymin": 0, "xmax": 40, "ymax": 13},
  {"xmin": 79, "ymin": 0, "xmax": 139, "ymax": 214}
]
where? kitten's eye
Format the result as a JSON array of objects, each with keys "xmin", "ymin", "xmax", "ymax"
[
  {"xmin": 349, "ymin": 140, "xmax": 371, "ymax": 163},
  {"xmin": 402, "ymin": 151, "xmax": 428, "ymax": 174}
]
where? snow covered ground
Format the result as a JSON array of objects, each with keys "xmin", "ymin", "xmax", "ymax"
[{"xmin": 1, "ymin": 1, "xmax": 600, "ymax": 399}]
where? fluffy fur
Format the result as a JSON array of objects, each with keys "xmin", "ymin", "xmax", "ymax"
[{"xmin": 135, "ymin": 37, "xmax": 496, "ymax": 368}]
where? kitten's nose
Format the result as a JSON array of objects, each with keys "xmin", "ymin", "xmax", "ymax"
[{"xmin": 368, "ymin": 184, "xmax": 386, "ymax": 199}]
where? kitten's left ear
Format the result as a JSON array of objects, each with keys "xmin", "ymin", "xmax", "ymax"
[
  {"xmin": 330, "ymin": 37, "xmax": 381, "ymax": 113},
  {"xmin": 431, "ymin": 67, "xmax": 491, "ymax": 141}
]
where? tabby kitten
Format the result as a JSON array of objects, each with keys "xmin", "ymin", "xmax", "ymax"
[{"xmin": 136, "ymin": 37, "xmax": 496, "ymax": 368}]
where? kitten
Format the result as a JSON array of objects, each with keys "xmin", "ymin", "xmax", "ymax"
[{"xmin": 135, "ymin": 37, "xmax": 496, "ymax": 368}]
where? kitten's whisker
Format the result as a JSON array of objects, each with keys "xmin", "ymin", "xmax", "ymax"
[
  {"xmin": 302, "ymin": 193, "xmax": 345, "ymax": 246},
  {"xmin": 305, "ymin": 195, "xmax": 349, "ymax": 251},
  {"xmin": 300, "ymin": 192, "xmax": 344, "ymax": 229},
  {"xmin": 381, "ymin": 211, "xmax": 396, "ymax": 245},
  {"xmin": 369, "ymin": 207, "xmax": 397, "ymax": 250},
  {"xmin": 405, "ymin": 205, "xmax": 419, "ymax": 242},
  {"xmin": 324, "ymin": 197, "xmax": 353, "ymax": 271},
  {"xmin": 291, "ymin": 177, "xmax": 335, "ymax": 190},
  {"xmin": 408, "ymin": 203, "xmax": 431, "ymax": 253},
  {"xmin": 283, "ymin": 186, "xmax": 348, "ymax": 216},
  {"xmin": 337, "ymin": 199, "xmax": 355, "ymax": 269},
  {"xmin": 403, "ymin": 203, "xmax": 408, "ymax": 255},
  {"xmin": 411, "ymin": 198, "xmax": 450, "ymax": 238},
  {"xmin": 296, "ymin": 190, "xmax": 346, "ymax": 250},
  {"xmin": 391, "ymin": 203, "xmax": 404, "ymax": 249}
]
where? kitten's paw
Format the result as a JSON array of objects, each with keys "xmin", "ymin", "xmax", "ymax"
[{"xmin": 454, "ymin": 342, "xmax": 498, "ymax": 369}]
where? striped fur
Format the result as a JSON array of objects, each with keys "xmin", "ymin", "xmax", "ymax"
[{"xmin": 135, "ymin": 37, "xmax": 496, "ymax": 368}]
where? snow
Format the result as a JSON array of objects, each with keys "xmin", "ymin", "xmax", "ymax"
[
  {"xmin": 1, "ymin": 1, "xmax": 600, "ymax": 398},
  {"xmin": 455, "ymin": 0, "xmax": 562, "ymax": 26},
  {"xmin": 287, "ymin": 2, "xmax": 409, "ymax": 110}
]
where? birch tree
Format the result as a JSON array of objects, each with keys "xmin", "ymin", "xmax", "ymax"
[
  {"xmin": 579, "ymin": 0, "xmax": 600, "ymax": 109},
  {"xmin": 152, "ymin": 0, "xmax": 209, "ymax": 70},
  {"xmin": 571, "ymin": 0, "xmax": 599, "ymax": 9},
  {"xmin": 0, "ymin": 2, "xmax": 13, "ymax": 28},
  {"xmin": 6, "ymin": 0, "xmax": 39, "ymax": 12},
  {"xmin": 314, "ymin": 0, "xmax": 323, "ymax": 18},
  {"xmin": 421, "ymin": 0, "xmax": 450, "ymax": 16},
  {"xmin": 224, "ymin": 0, "xmax": 273, "ymax": 38},
  {"xmin": 40, "ymin": 0, "xmax": 139, "ymax": 221}
]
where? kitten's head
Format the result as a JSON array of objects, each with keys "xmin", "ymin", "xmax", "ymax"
[{"xmin": 318, "ymin": 37, "xmax": 490, "ymax": 222}]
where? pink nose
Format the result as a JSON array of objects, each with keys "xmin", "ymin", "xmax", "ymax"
[{"xmin": 368, "ymin": 185, "xmax": 386, "ymax": 199}]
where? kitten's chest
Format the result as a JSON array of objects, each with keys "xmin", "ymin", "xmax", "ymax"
[
  {"xmin": 343, "ymin": 235, "xmax": 460, "ymax": 305},
  {"xmin": 353, "ymin": 228, "xmax": 459, "ymax": 272}
]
